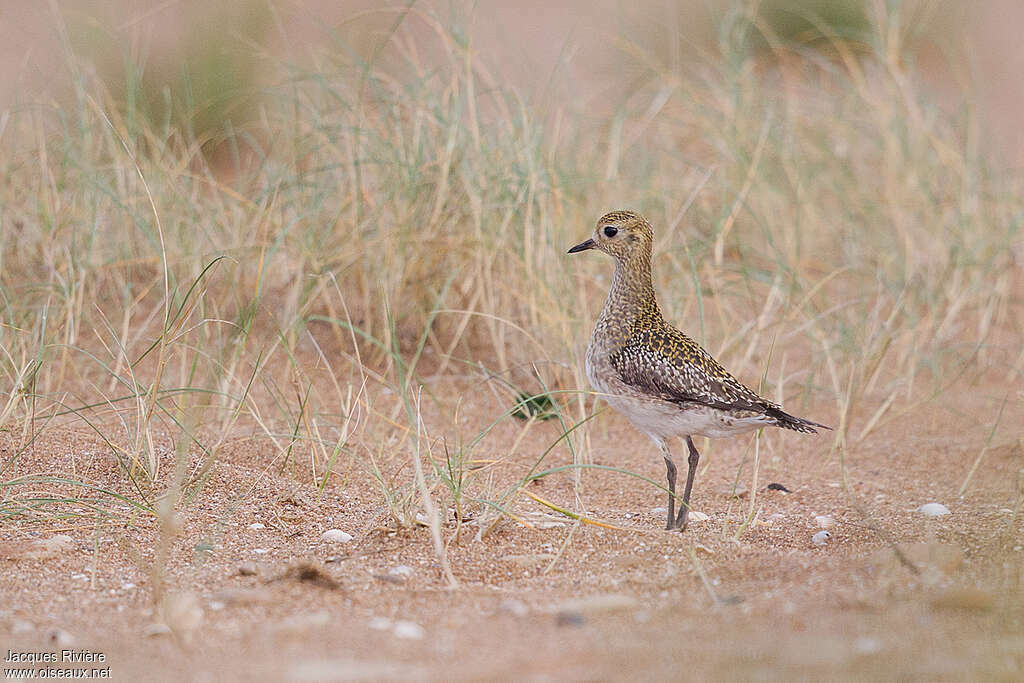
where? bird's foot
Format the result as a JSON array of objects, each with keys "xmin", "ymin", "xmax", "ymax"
[{"xmin": 672, "ymin": 508, "xmax": 690, "ymax": 531}]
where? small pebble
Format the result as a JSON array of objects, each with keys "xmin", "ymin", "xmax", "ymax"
[
  {"xmin": 392, "ymin": 621, "xmax": 424, "ymax": 640},
  {"xmin": 767, "ymin": 483, "xmax": 791, "ymax": 492},
  {"xmin": 321, "ymin": 529, "xmax": 354, "ymax": 543},
  {"xmin": 688, "ymin": 511, "xmax": 709, "ymax": 522},
  {"xmin": 651, "ymin": 507, "xmax": 668, "ymax": 516},
  {"xmin": 11, "ymin": 619, "xmax": 34, "ymax": 634},
  {"xmin": 555, "ymin": 594, "xmax": 639, "ymax": 614},
  {"xmin": 248, "ymin": 522, "xmax": 266, "ymax": 530},
  {"xmin": 918, "ymin": 503, "xmax": 951, "ymax": 517},
  {"xmin": 855, "ymin": 637, "xmax": 882, "ymax": 654},
  {"xmin": 388, "ymin": 565, "xmax": 414, "ymax": 578},
  {"xmin": 533, "ymin": 519, "xmax": 566, "ymax": 529},
  {"xmin": 237, "ymin": 562, "xmax": 258, "ymax": 576},
  {"xmin": 368, "ymin": 617, "xmax": 392, "ymax": 631},
  {"xmin": 497, "ymin": 599, "xmax": 529, "ymax": 617},
  {"xmin": 557, "ymin": 612, "xmax": 585, "ymax": 627},
  {"xmin": 277, "ymin": 611, "xmax": 331, "ymax": 633},
  {"xmin": 815, "ymin": 515, "xmax": 836, "ymax": 530},
  {"xmin": 143, "ymin": 623, "xmax": 172, "ymax": 638},
  {"xmin": 374, "ymin": 573, "xmax": 405, "ymax": 585},
  {"xmin": 47, "ymin": 629, "xmax": 75, "ymax": 646},
  {"xmin": 505, "ymin": 553, "xmax": 556, "ymax": 569},
  {"xmin": 29, "ymin": 534, "xmax": 75, "ymax": 559},
  {"xmin": 812, "ymin": 530, "xmax": 831, "ymax": 546},
  {"xmin": 252, "ymin": 548, "xmax": 270, "ymax": 555}
]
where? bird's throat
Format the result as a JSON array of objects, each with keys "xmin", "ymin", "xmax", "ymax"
[{"xmin": 598, "ymin": 254, "xmax": 662, "ymax": 340}]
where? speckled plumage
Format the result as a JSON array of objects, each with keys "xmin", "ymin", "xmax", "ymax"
[{"xmin": 569, "ymin": 210, "xmax": 829, "ymax": 531}]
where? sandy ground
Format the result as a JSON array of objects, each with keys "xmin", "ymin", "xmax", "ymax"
[{"xmin": 2, "ymin": 367, "xmax": 1022, "ymax": 681}]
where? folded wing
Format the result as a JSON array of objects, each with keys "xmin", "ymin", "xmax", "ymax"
[{"xmin": 610, "ymin": 328, "xmax": 828, "ymax": 433}]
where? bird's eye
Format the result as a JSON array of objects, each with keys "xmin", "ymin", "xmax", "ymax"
[{"xmin": 603, "ymin": 225, "xmax": 618, "ymax": 238}]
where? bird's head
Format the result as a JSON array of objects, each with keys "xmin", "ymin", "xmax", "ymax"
[{"xmin": 567, "ymin": 210, "xmax": 654, "ymax": 262}]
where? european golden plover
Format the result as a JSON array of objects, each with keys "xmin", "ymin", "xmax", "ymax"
[{"xmin": 569, "ymin": 210, "xmax": 829, "ymax": 531}]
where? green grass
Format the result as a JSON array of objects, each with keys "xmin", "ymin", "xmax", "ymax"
[{"xmin": 0, "ymin": 3, "xmax": 1019, "ymax": 539}]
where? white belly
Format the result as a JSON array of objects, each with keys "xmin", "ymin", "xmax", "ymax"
[{"xmin": 604, "ymin": 394, "xmax": 770, "ymax": 440}]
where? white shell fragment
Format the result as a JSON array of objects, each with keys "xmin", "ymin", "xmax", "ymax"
[
  {"xmin": 498, "ymin": 599, "xmax": 529, "ymax": 617},
  {"xmin": 815, "ymin": 515, "xmax": 836, "ymax": 530},
  {"xmin": 812, "ymin": 530, "xmax": 831, "ymax": 546},
  {"xmin": 392, "ymin": 621, "xmax": 425, "ymax": 640},
  {"xmin": 368, "ymin": 617, "xmax": 392, "ymax": 631},
  {"xmin": 320, "ymin": 529, "xmax": 354, "ymax": 543},
  {"xmin": 12, "ymin": 619, "xmax": 34, "ymax": 635},
  {"xmin": 855, "ymin": 637, "xmax": 882, "ymax": 655},
  {"xmin": 688, "ymin": 511, "xmax": 710, "ymax": 522},
  {"xmin": 24, "ymin": 535, "xmax": 75, "ymax": 560},
  {"xmin": 918, "ymin": 503, "xmax": 951, "ymax": 517}
]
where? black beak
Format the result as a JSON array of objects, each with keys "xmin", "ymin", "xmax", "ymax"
[{"xmin": 567, "ymin": 238, "xmax": 597, "ymax": 254}]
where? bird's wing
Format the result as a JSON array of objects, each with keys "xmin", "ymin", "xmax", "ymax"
[{"xmin": 609, "ymin": 327, "xmax": 776, "ymax": 414}]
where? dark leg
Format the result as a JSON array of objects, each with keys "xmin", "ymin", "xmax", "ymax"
[
  {"xmin": 660, "ymin": 443, "xmax": 677, "ymax": 531},
  {"xmin": 674, "ymin": 437, "xmax": 701, "ymax": 530}
]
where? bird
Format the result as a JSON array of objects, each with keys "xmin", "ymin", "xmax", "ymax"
[{"xmin": 568, "ymin": 210, "xmax": 830, "ymax": 531}]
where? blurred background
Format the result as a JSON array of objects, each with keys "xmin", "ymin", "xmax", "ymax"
[{"xmin": 4, "ymin": 0, "xmax": 1024, "ymax": 163}]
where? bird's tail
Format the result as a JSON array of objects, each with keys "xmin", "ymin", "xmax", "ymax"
[{"xmin": 767, "ymin": 406, "xmax": 831, "ymax": 434}]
